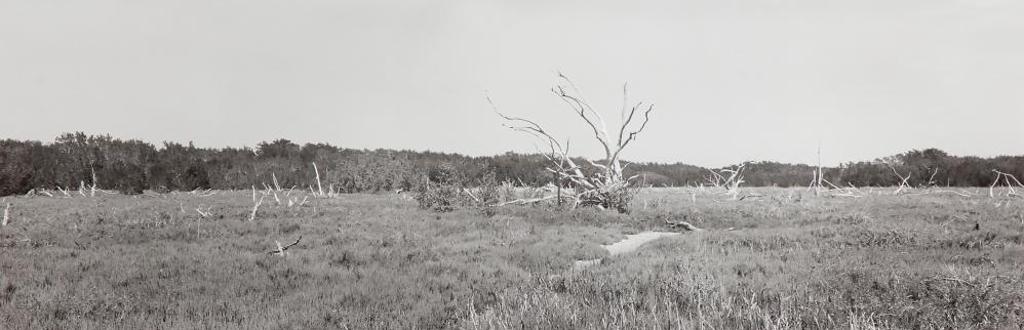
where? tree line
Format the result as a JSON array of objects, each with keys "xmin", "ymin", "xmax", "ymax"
[{"xmin": 1, "ymin": 133, "xmax": 1021, "ymax": 196}]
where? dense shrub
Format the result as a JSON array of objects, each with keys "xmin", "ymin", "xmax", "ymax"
[
  {"xmin": 107, "ymin": 162, "xmax": 147, "ymax": 194},
  {"xmin": 578, "ymin": 187, "xmax": 636, "ymax": 213},
  {"xmin": 1, "ymin": 133, "xmax": 1021, "ymax": 197},
  {"xmin": 414, "ymin": 184, "xmax": 461, "ymax": 212},
  {"xmin": 415, "ymin": 164, "xmax": 467, "ymax": 212},
  {"xmin": 0, "ymin": 141, "xmax": 36, "ymax": 196}
]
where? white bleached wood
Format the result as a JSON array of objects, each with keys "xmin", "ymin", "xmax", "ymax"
[
  {"xmin": 313, "ymin": 162, "xmax": 324, "ymax": 197},
  {"xmin": 489, "ymin": 74, "xmax": 653, "ymax": 209},
  {"xmin": 2, "ymin": 202, "xmax": 9, "ymax": 226}
]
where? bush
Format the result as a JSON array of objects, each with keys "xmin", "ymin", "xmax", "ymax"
[
  {"xmin": 415, "ymin": 184, "xmax": 461, "ymax": 212},
  {"xmin": 415, "ymin": 163, "xmax": 469, "ymax": 212},
  {"xmin": 578, "ymin": 186, "xmax": 636, "ymax": 213},
  {"xmin": 427, "ymin": 163, "xmax": 463, "ymax": 186}
]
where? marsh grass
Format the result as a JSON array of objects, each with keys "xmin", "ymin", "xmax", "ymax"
[{"xmin": 0, "ymin": 188, "xmax": 1021, "ymax": 328}]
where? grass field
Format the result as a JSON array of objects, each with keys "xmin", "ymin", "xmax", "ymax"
[{"xmin": 1, "ymin": 188, "xmax": 1022, "ymax": 329}]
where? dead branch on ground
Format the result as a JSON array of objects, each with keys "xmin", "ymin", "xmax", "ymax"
[
  {"xmin": 195, "ymin": 206, "xmax": 212, "ymax": 218},
  {"xmin": 665, "ymin": 219, "xmax": 703, "ymax": 231},
  {"xmin": 268, "ymin": 236, "xmax": 302, "ymax": 256}
]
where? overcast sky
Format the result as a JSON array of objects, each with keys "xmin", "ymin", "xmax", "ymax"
[{"xmin": 2, "ymin": 0, "xmax": 1022, "ymax": 167}]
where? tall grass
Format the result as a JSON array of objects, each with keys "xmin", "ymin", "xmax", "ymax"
[{"xmin": 0, "ymin": 188, "xmax": 1021, "ymax": 328}]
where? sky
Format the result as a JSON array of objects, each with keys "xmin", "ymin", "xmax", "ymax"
[{"xmin": 1, "ymin": 0, "xmax": 1022, "ymax": 167}]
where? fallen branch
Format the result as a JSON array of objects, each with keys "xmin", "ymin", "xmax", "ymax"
[
  {"xmin": 272, "ymin": 173, "xmax": 282, "ymax": 191},
  {"xmin": 738, "ymin": 193, "xmax": 764, "ymax": 201},
  {"xmin": 491, "ymin": 195, "xmax": 556, "ymax": 207},
  {"xmin": 932, "ymin": 189, "xmax": 973, "ymax": 198},
  {"xmin": 268, "ymin": 236, "xmax": 302, "ymax": 256},
  {"xmin": 195, "ymin": 206, "xmax": 212, "ymax": 218},
  {"xmin": 665, "ymin": 219, "xmax": 702, "ymax": 232},
  {"xmin": 462, "ymin": 188, "xmax": 481, "ymax": 203}
]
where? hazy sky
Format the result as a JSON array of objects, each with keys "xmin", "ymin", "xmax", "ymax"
[{"xmin": 2, "ymin": 0, "xmax": 1022, "ymax": 167}]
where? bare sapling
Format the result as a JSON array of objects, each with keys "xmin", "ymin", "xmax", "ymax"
[
  {"xmin": 313, "ymin": 162, "xmax": 325, "ymax": 197},
  {"xmin": 2, "ymin": 202, "xmax": 10, "ymax": 226},
  {"xmin": 250, "ymin": 196, "xmax": 265, "ymax": 221},
  {"xmin": 491, "ymin": 74, "xmax": 654, "ymax": 212},
  {"xmin": 195, "ymin": 205, "xmax": 212, "ymax": 238},
  {"xmin": 809, "ymin": 144, "xmax": 825, "ymax": 195},
  {"xmin": 926, "ymin": 168, "xmax": 939, "ymax": 187},
  {"xmin": 90, "ymin": 167, "xmax": 98, "ymax": 197}
]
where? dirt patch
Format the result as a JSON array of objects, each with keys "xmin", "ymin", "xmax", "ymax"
[{"xmin": 573, "ymin": 231, "xmax": 681, "ymax": 269}]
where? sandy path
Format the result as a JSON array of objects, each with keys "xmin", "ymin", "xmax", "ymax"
[
  {"xmin": 573, "ymin": 231, "xmax": 681, "ymax": 269},
  {"xmin": 602, "ymin": 232, "xmax": 681, "ymax": 256}
]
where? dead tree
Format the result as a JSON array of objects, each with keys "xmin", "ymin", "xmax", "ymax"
[
  {"xmin": 990, "ymin": 170, "xmax": 1023, "ymax": 198},
  {"xmin": 707, "ymin": 163, "xmax": 746, "ymax": 200},
  {"xmin": 490, "ymin": 74, "xmax": 653, "ymax": 212},
  {"xmin": 809, "ymin": 145, "xmax": 826, "ymax": 195},
  {"xmin": 886, "ymin": 162, "xmax": 911, "ymax": 195}
]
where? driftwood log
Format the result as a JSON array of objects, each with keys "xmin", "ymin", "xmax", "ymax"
[
  {"xmin": 268, "ymin": 236, "xmax": 302, "ymax": 256},
  {"xmin": 665, "ymin": 219, "xmax": 702, "ymax": 232}
]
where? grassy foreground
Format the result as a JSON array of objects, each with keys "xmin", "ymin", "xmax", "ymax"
[{"xmin": 0, "ymin": 188, "xmax": 1022, "ymax": 329}]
